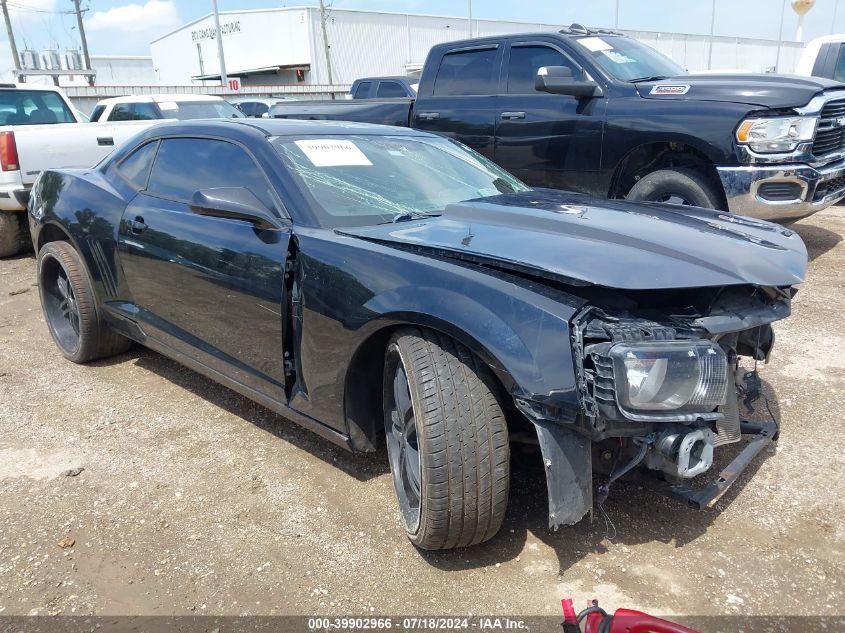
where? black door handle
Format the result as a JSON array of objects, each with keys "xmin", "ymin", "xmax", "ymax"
[
  {"xmin": 500, "ymin": 111, "xmax": 526, "ymax": 120},
  {"xmin": 97, "ymin": 137, "xmax": 115, "ymax": 146},
  {"xmin": 417, "ymin": 111, "xmax": 440, "ymax": 120},
  {"xmin": 130, "ymin": 216, "xmax": 147, "ymax": 234}
]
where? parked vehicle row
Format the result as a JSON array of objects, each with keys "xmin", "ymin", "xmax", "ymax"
[
  {"xmin": 0, "ymin": 89, "xmax": 247, "ymax": 257},
  {"xmin": 271, "ymin": 25, "xmax": 845, "ymax": 223},
  {"xmin": 28, "ymin": 118, "xmax": 806, "ymax": 549}
]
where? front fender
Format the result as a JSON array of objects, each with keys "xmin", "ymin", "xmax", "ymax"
[{"xmin": 364, "ymin": 284, "xmax": 574, "ymax": 405}]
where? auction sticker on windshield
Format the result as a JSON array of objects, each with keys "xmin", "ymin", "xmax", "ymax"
[
  {"xmin": 295, "ymin": 139, "xmax": 373, "ymax": 167},
  {"xmin": 577, "ymin": 36, "xmax": 613, "ymax": 52}
]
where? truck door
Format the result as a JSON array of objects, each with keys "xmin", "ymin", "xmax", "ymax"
[
  {"xmin": 117, "ymin": 136, "xmax": 290, "ymax": 403},
  {"xmin": 495, "ymin": 41, "xmax": 605, "ymax": 194},
  {"xmin": 412, "ymin": 44, "xmax": 501, "ymax": 161}
]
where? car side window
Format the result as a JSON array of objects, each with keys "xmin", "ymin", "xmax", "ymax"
[
  {"xmin": 113, "ymin": 141, "xmax": 158, "ymax": 189},
  {"xmin": 132, "ymin": 102, "xmax": 158, "ymax": 120},
  {"xmin": 146, "ymin": 138, "xmax": 277, "ymax": 213},
  {"xmin": 834, "ymin": 46, "xmax": 845, "ymax": 83},
  {"xmin": 376, "ymin": 81, "xmax": 406, "ymax": 98},
  {"xmin": 507, "ymin": 45, "xmax": 579, "ymax": 94},
  {"xmin": 433, "ymin": 48, "xmax": 498, "ymax": 96},
  {"xmin": 255, "ymin": 103, "xmax": 269, "ymax": 117},
  {"xmin": 108, "ymin": 103, "xmax": 133, "ymax": 121},
  {"xmin": 238, "ymin": 102, "xmax": 255, "ymax": 116},
  {"xmin": 353, "ymin": 81, "xmax": 372, "ymax": 98}
]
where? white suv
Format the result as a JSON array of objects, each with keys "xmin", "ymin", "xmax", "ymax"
[{"xmin": 90, "ymin": 94, "xmax": 244, "ymax": 122}]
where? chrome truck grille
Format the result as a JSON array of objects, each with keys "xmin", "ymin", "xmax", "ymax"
[{"xmin": 813, "ymin": 99, "xmax": 845, "ymax": 158}]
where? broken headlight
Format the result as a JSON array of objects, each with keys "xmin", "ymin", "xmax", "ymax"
[{"xmin": 609, "ymin": 341, "xmax": 728, "ymax": 414}]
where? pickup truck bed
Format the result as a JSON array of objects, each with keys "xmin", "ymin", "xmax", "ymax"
[{"xmin": 272, "ymin": 98, "xmax": 413, "ymax": 127}]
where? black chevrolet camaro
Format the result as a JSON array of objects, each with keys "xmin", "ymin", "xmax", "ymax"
[{"xmin": 28, "ymin": 119, "xmax": 806, "ymax": 550}]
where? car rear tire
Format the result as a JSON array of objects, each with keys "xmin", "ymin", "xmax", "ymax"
[
  {"xmin": 0, "ymin": 211, "xmax": 29, "ymax": 258},
  {"xmin": 37, "ymin": 240, "xmax": 131, "ymax": 364},
  {"xmin": 626, "ymin": 168, "xmax": 722, "ymax": 209},
  {"xmin": 383, "ymin": 327, "xmax": 510, "ymax": 550}
]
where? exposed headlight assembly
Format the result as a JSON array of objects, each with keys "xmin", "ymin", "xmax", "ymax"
[
  {"xmin": 735, "ymin": 116, "xmax": 817, "ymax": 153},
  {"xmin": 609, "ymin": 341, "xmax": 728, "ymax": 417}
]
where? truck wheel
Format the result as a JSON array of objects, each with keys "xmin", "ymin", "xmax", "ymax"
[
  {"xmin": 383, "ymin": 327, "xmax": 510, "ymax": 550},
  {"xmin": 0, "ymin": 211, "xmax": 29, "ymax": 258},
  {"xmin": 626, "ymin": 168, "xmax": 722, "ymax": 209},
  {"xmin": 37, "ymin": 241, "xmax": 131, "ymax": 364}
]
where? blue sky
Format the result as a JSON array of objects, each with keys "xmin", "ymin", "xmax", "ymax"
[{"xmin": 3, "ymin": 0, "xmax": 845, "ymax": 57}]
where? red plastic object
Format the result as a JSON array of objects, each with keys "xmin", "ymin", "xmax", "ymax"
[{"xmin": 584, "ymin": 608, "xmax": 700, "ymax": 633}]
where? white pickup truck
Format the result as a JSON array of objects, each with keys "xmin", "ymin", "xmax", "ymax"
[{"xmin": 0, "ymin": 83, "xmax": 157, "ymax": 257}]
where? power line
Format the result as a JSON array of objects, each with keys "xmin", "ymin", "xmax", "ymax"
[{"xmin": 5, "ymin": 1, "xmax": 76, "ymax": 15}]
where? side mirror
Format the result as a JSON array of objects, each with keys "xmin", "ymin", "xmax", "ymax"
[
  {"xmin": 189, "ymin": 187, "xmax": 281, "ymax": 230},
  {"xmin": 535, "ymin": 66, "xmax": 603, "ymax": 98}
]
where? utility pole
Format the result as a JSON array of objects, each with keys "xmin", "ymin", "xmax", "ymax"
[
  {"xmin": 707, "ymin": 0, "xmax": 716, "ymax": 70},
  {"xmin": 0, "ymin": 0, "xmax": 21, "ymax": 82},
  {"xmin": 211, "ymin": 0, "xmax": 227, "ymax": 88},
  {"xmin": 72, "ymin": 0, "xmax": 93, "ymax": 85},
  {"xmin": 318, "ymin": 0, "xmax": 335, "ymax": 98},
  {"xmin": 834, "ymin": 0, "xmax": 841, "ymax": 34},
  {"xmin": 467, "ymin": 0, "xmax": 472, "ymax": 37},
  {"xmin": 614, "ymin": 0, "xmax": 620, "ymax": 28},
  {"xmin": 775, "ymin": 0, "xmax": 787, "ymax": 72}
]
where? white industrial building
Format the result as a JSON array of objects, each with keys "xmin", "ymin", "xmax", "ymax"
[{"xmin": 149, "ymin": 6, "xmax": 806, "ymax": 88}]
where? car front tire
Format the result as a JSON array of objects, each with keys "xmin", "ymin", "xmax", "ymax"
[
  {"xmin": 37, "ymin": 240, "xmax": 130, "ymax": 363},
  {"xmin": 384, "ymin": 327, "xmax": 510, "ymax": 550}
]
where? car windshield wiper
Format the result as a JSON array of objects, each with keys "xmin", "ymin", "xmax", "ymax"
[
  {"xmin": 629, "ymin": 75, "xmax": 671, "ymax": 83},
  {"xmin": 389, "ymin": 211, "xmax": 442, "ymax": 223}
]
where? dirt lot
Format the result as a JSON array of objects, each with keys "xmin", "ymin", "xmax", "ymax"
[{"xmin": 0, "ymin": 207, "xmax": 843, "ymax": 621}]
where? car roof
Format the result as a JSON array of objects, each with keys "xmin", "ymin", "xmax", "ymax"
[
  {"xmin": 227, "ymin": 96, "xmax": 292, "ymax": 104},
  {"xmin": 141, "ymin": 118, "xmax": 436, "ymax": 140},
  {"xmin": 355, "ymin": 76, "xmax": 413, "ymax": 83},
  {"xmin": 96, "ymin": 94, "xmax": 224, "ymax": 105},
  {"xmin": 0, "ymin": 83, "xmax": 66, "ymax": 92}
]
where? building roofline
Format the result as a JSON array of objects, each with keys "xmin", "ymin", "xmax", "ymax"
[{"xmin": 148, "ymin": 5, "xmax": 806, "ymax": 48}]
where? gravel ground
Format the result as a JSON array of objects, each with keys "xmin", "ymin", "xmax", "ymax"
[{"xmin": 0, "ymin": 207, "xmax": 843, "ymax": 620}]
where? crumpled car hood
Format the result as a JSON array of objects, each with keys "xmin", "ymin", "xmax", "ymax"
[{"xmin": 338, "ymin": 190, "xmax": 807, "ymax": 290}]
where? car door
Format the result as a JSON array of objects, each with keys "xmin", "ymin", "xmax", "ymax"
[
  {"xmin": 412, "ymin": 45, "xmax": 501, "ymax": 160},
  {"xmin": 117, "ymin": 136, "xmax": 291, "ymax": 401},
  {"xmin": 494, "ymin": 41, "xmax": 605, "ymax": 194}
]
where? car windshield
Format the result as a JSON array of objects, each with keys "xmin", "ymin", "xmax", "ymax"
[
  {"xmin": 574, "ymin": 35, "xmax": 686, "ymax": 82},
  {"xmin": 158, "ymin": 100, "xmax": 245, "ymax": 120},
  {"xmin": 0, "ymin": 89, "xmax": 76, "ymax": 125},
  {"xmin": 272, "ymin": 134, "xmax": 530, "ymax": 228}
]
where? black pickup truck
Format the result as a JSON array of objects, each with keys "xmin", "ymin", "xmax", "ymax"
[{"xmin": 271, "ymin": 25, "xmax": 845, "ymax": 222}]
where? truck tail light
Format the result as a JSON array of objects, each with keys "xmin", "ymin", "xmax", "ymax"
[{"xmin": 0, "ymin": 131, "xmax": 19, "ymax": 171}]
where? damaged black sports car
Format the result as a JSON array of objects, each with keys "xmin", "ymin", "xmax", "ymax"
[{"xmin": 28, "ymin": 120, "xmax": 806, "ymax": 550}]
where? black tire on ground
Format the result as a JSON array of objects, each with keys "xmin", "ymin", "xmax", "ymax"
[
  {"xmin": 383, "ymin": 326, "xmax": 510, "ymax": 550},
  {"xmin": 37, "ymin": 240, "xmax": 131, "ymax": 364},
  {"xmin": 626, "ymin": 168, "xmax": 723, "ymax": 210},
  {"xmin": 0, "ymin": 211, "xmax": 30, "ymax": 258}
]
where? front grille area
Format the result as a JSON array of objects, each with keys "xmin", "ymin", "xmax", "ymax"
[
  {"xmin": 813, "ymin": 172, "xmax": 845, "ymax": 202},
  {"xmin": 813, "ymin": 99, "xmax": 845, "ymax": 157}
]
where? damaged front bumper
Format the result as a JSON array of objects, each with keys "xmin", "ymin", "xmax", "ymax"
[
  {"xmin": 628, "ymin": 419, "xmax": 778, "ymax": 510},
  {"xmin": 524, "ymin": 290, "xmax": 789, "ymax": 531}
]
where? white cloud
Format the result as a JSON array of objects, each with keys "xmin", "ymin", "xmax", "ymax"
[{"xmin": 85, "ymin": 0, "xmax": 180, "ymax": 33}]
